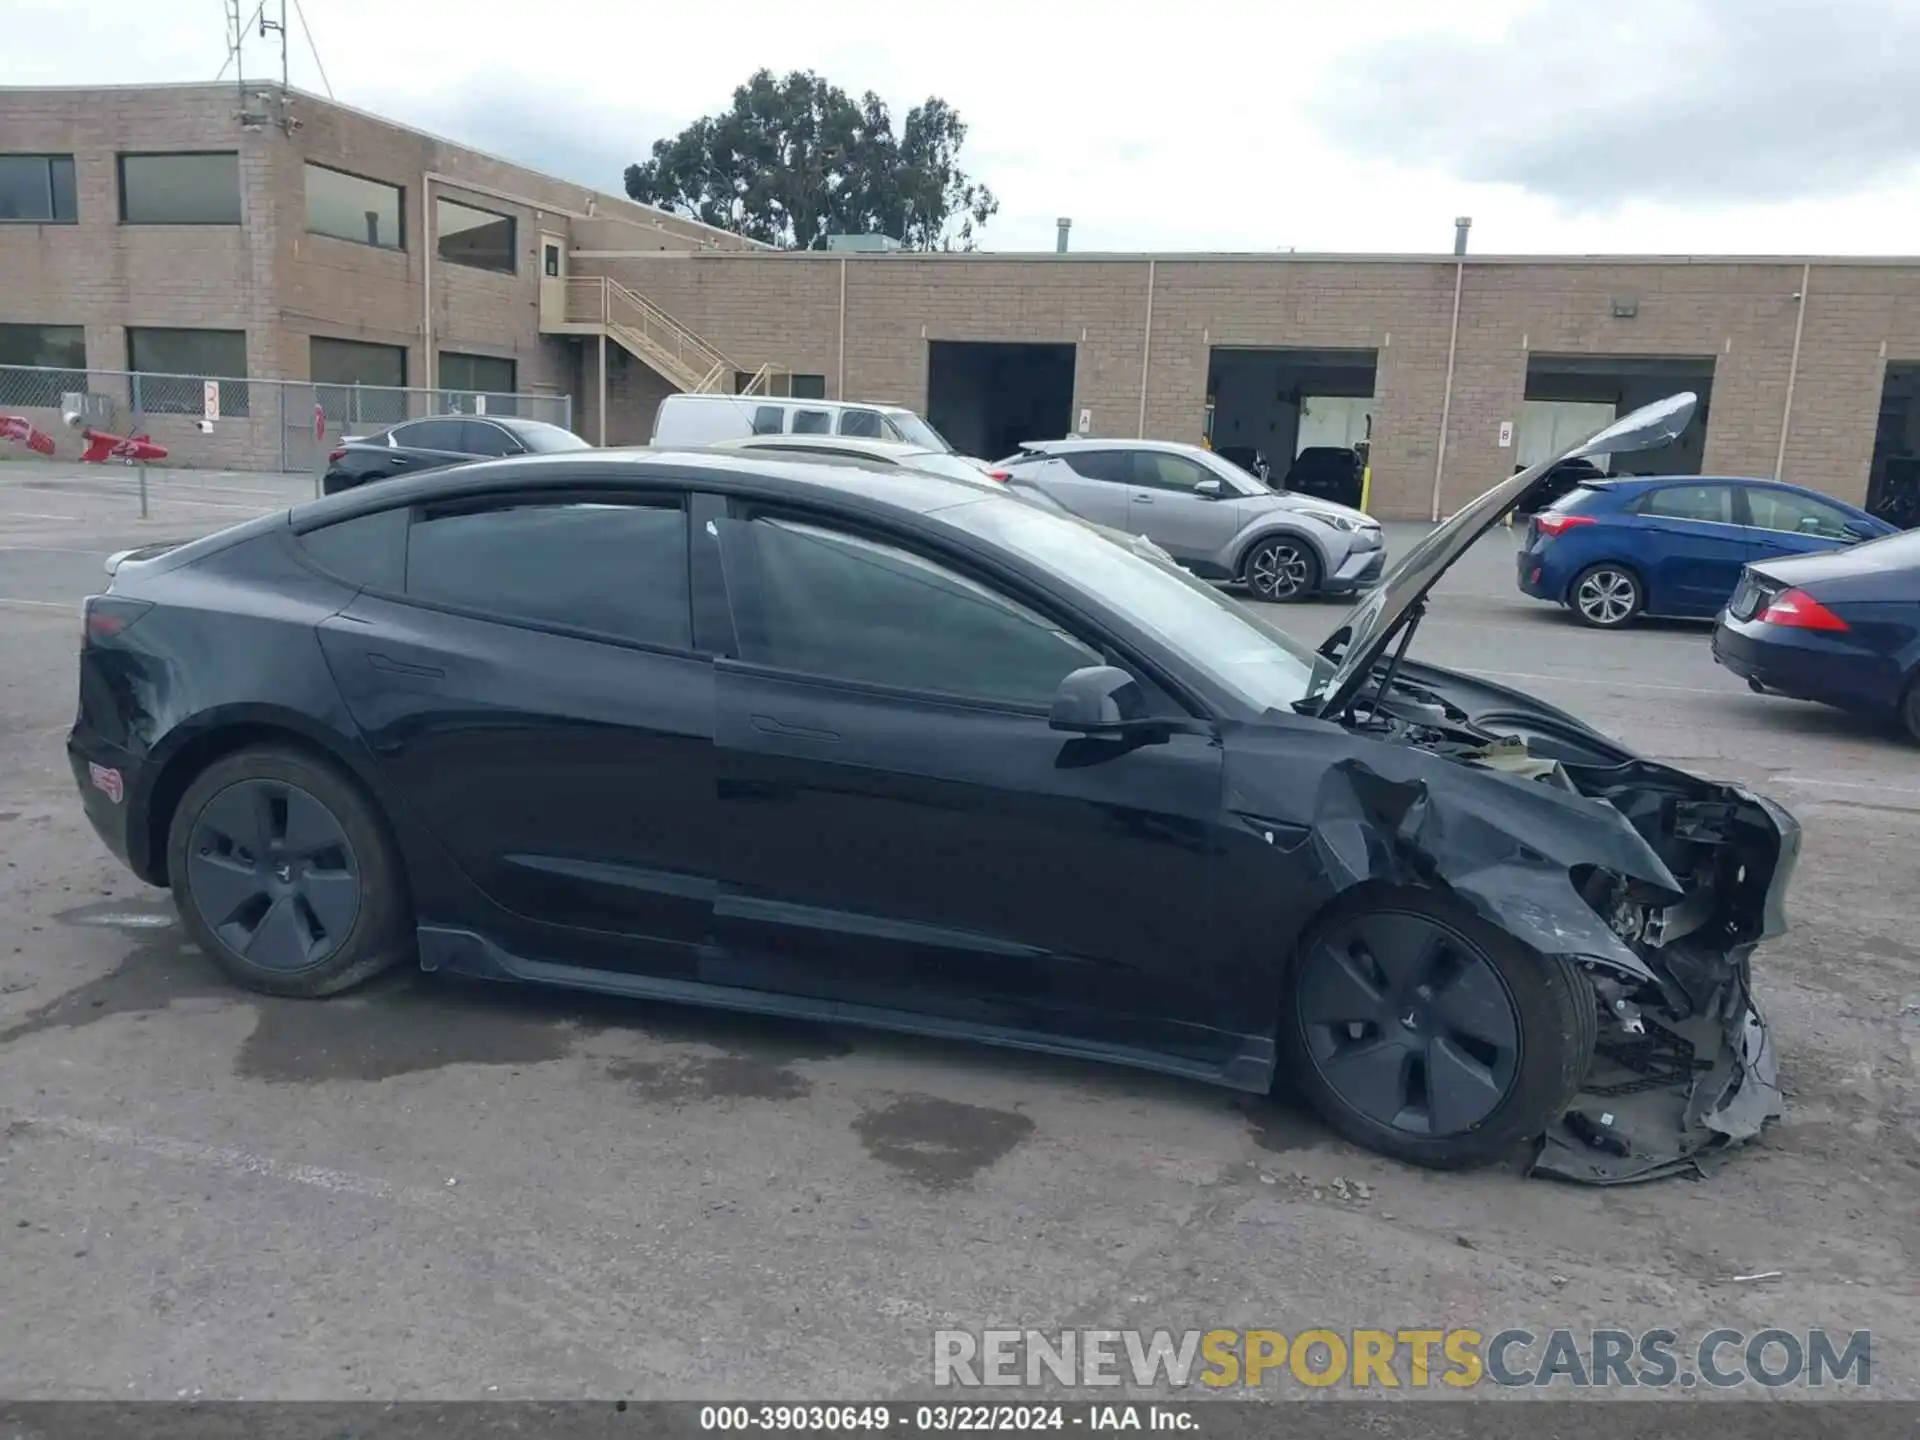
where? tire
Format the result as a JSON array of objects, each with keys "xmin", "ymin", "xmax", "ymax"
[
  {"xmin": 166, "ymin": 744, "xmax": 412, "ymax": 998},
  {"xmin": 1568, "ymin": 563, "xmax": 1643, "ymax": 628},
  {"xmin": 1902, "ymin": 673, "xmax": 1920, "ymax": 744},
  {"xmin": 1276, "ymin": 886, "xmax": 1596, "ymax": 1171},
  {"xmin": 1242, "ymin": 536, "xmax": 1322, "ymax": 603}
]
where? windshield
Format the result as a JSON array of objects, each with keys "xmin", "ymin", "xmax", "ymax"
[
  {"xmin": 944, "ymin": 497, "xmax": 1325, "ymax": 712},
  {"xmin": 886, "ymin": 411, "xmax": 956, "ymax": 453}
]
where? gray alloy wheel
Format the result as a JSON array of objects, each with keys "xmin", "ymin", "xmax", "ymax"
[
  {"xmin": 1244, "ymin": 537, "xmax": 1320, "ymax": 602},
  {"xmin": 167, "ymin": 744, "xmax": 412, "ymax": 998},
  {"xmin": 185, "ymin": 777, "xmax": 362, "ymax": 972},
  {"xmin": 1570, "ymin": 564, "xmax": 1642, "ymax": 628},
  {"xmin": 1277, "ymin": 888, "xmax": 1596, "ymax": 1170},
  {"xmin": 1294, "ymin": 909, "xmax": 1522, "ymax": 1139}
]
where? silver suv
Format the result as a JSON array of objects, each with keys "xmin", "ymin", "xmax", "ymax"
[{"xmin": 996, "ymin": 439, "xmax": 1385, "ymax": 601}]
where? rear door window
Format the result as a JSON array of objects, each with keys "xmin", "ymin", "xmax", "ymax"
[
  {"xmin": 751, "ymin": 406, "xmax": 784, "ymax": 436},
  {"xmin": 1638, "ymin": 484, "xmax": 1735, "ymax": 524},
  {"xmin": 792, "ymin": 410, "xmax": 832, "ymax": 435},
  {"xmin": 393, "ymin": 418, "xmax": 468, "ymax": 453},
  {"xmin": 1062, "ymin": 450, "xmax": 1134, "ymax": 484},
  {"xmin": 404, "ymin": 497, "xmax": 693, "ymax": 648}
]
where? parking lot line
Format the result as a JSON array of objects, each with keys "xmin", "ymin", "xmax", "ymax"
[{"xmin": 0, "ymin": 596, "xmax": 74, "ymax": 612}]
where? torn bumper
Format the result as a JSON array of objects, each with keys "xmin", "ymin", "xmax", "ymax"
[{"xmin": 1533, "ymin": 791, "xmax": 1800, "ymax": 1184}]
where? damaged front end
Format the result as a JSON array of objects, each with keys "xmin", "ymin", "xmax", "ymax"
[
  {"xmin": 1297, "ymin": 665, "xmax": 1801, "ymax": 1184},
  {"xmin": 1533, "ymin": 761, "xmax": 1799, "ymax": 1183}
]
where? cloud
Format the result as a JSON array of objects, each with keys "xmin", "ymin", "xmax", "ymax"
[
  {"xmin": 388, "ymin": 75, "xmax": 686, "ymax": 195},
  {"xmin": 1305, "ymin": 0, "xmax": 1920, "ymax": 211}
]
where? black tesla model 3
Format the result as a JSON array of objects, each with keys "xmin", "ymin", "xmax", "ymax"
[{"xmin": 67, "ymin": 394, "xmax": 1798, "ymax": 1182}]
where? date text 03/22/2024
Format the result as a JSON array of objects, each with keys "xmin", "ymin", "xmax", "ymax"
[{"xmin": 698, "ymin": 1406, "xmax": 1189, "ymax": 1432}]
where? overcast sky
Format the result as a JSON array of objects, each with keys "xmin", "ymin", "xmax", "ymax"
[{"xmin": 8, "ymin": 0, "xmax": 1918, "ymax": 255}]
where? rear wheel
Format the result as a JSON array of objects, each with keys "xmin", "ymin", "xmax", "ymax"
[
  {"xmin": 1243, "ymin": 537, "xmax": 1321, "ymax": 602},
  {"xmin": 1277, "ymin": 887, "xmax": 1596, "ymax": 1170},
  {"xmin": 166, "ymin": 745, "xmax": 412, "ymax": 998},
  {"xmin": 1569, "ymin": 564, "xmax": 1643, "ymax": 628},
  {"xmin": 1902, "ymin": 674, "xmax": 1920, "ymax": 744}
]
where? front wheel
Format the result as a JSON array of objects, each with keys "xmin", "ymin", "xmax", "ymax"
[
  {"xmin": 1277, "ymin": 887, "xmax": 1596, "ymax": 1171},
  {"xmin": 1243, "ymin": 537, "xmax": 1321, "ymax": 602},
  {"xmin": 1569, "ymin": 564, "xmax": 1643, "ymax": 628},
  {"xmin": 166, "ymin": 745, "xmax": 413, "ymax": 998}
]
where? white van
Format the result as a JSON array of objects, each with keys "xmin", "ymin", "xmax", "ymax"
[{"xmin": 651, "ymin": 393, "xmax": 954, "ymax": 453}]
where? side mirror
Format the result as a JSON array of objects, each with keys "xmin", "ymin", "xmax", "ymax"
[
  {"xmin": 1049, "ymin": 665, "xmax": 1147, "ymax": 735},
  {"xmin": 1193, "ymin": 478, "xmax": 1225, "ymax": 499}
]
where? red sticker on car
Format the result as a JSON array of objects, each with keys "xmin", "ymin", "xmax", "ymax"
[{"xmin": 88, "ymin": 762, "xmax": 124, "ymax": 804}]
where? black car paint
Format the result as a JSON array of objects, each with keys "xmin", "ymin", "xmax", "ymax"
[
  {"xmin": 69, "ymin": 443, "xmax": 1795, "ymax": 1177},
  {"xmin": 322, "ymin": 417, "xmax": 588, "ymax": 495}
]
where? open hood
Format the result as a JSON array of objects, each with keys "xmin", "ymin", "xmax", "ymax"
[{"xmin": 1308, "ymin": 392, "xmax": 1697, "ymax": 719}]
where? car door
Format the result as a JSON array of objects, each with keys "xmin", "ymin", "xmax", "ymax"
[
  {"xmin": 1021, "ymin": 448, "xmax": 1134, "ymax": 529},
  {"xmin": 1741, "ymin": 486, "xmax": 1875, "ymax": 563},
  {"xmin": 1627, "ymin": 482, "xmax": 1756, "ymax": 615},
  {"xmin": 701, "ymin": 503, "xmax": 1237, "ymax": 1069},
  {"xmin": 1126, "ymin": 452, "xmax": 1242, "ymax": 566},
  {"xmin": 314, "ymin": 484, "xmax": 718, "ymax": 978}
]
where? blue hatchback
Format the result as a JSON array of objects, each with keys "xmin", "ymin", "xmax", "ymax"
[{"xmin": 1515, "ymin": 475, "xmax": 1896, "ymax": 628}]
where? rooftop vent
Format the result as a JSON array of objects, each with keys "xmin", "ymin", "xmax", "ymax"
[{"xmin": 825, "ymin": 234, "xmax": 902, "ymax": 253}]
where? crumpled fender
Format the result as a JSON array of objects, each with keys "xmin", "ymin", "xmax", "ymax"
[
  {"xmin": 1306, "ymin": 755, "xmax": 1671, "ymax": 981},
  {"xmin": 1226, "ymin": 729, "xmax": 1676, "ymax": 982}
]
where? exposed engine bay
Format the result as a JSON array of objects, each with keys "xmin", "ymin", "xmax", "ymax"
[{"xmin": 1339, "ymin": 670, "xmax": 1796, "ymax": 1184}]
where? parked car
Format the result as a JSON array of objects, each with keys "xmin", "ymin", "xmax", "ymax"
[
  {"xmin": 1516, "ymin": 474, "xmax": 1896, "ymax": 628},
  {"xmin": 1712, "ymin": 528, "xmax": 1920, "ymax": 741},
  {"xmin": 1281, "ymin": 446, "xmax": 1367, "ymax": 511},
  {"xmin": 652, "ymin": 393, "xmax": 954, "ymax": 452},
  {"xmin": 68, "ymin": 392, "xmax": 1795, "ymax": 1182},
  {"xmin": 323, "ymin": 415, "xmax": 589, "ymax": 495},
  {"xmin": 710, "ymin": 435, "xmax": 1067, "ymax": 510},
  {"xmin": 995, "ymin": 439, "xmax": 1385, "ymax": 602}
]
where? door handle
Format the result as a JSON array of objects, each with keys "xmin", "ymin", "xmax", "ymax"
[
  {"xmin": 1133, "ymin": 492, "xmax": 1154, "ymax": 504},
  {"xmin": 750, "ymin": 713, "xmax": 840, "ymax": 743},
  {"xmin": 366, "ymin": 652, "xmax": 445, "ymax": 679}
]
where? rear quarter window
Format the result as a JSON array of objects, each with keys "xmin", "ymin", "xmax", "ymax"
[
  {"xmin": 295, "ymin": 507, "xmax": 410, "ymax": 590},
  {"xmin": 1544, "ymin": 484, "xmax": 1612, "ymax": 515}
]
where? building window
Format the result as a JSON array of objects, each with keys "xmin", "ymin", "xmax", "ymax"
[
  {"xmin": 436, "ymin": 198, "xmax": 515, "ymax": 274},
  {"xmin": 305, "ymin": 163, "xmax": 403, "ymax": 250},
  {"xmin": 310, "ymin": 336, "xmax": 408, "ymax": 388},
  {"xmin": 791, "ymin": 374, "xmax": 827, "ymax": 400},
  {"xmin": 127, "ymin": 328, "xmax": 250, "ymax": 415},
  {"xmin": 118, "ymin": 152, "xmax": 241, "ymax": 225},
  {"xmin": 0, "ymin": 323, "xmax": 86, "ymax": 407},
  {"xmin": 0, "ymin": 155, "xmax": 77, "ymax": 223},
  {"xmin": 440, "ymin": 351, "xmax": 517, "ymax": 395}
]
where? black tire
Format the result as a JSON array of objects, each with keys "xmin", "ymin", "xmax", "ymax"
[
  {"xmin": 1567, "ymin": 563, "xmax": 1643, "ymax": 628},
  {"xmin": 1242, "ymin": 536, "xmax": 1322, "ymax": 603},
  {"xmin": 166, "ymin": 744, "xmax": 412, "ymax": 998},
  {"xmin": 1276, "ymin": 886, "xmax": 1597, "ymax": 1171},
  {"xmin": 1902, "ymin": 673, "xmax": 1920, "ymax": 744}
]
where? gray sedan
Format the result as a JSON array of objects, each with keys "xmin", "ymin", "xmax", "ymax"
[{"xmin": 997, "ymin": 438, "xmax": 1386, "ymax": 601}]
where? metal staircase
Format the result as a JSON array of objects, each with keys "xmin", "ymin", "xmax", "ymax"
[{"xmin": 551, "ymin": 276, "xmax": 787, "ymax": 396}]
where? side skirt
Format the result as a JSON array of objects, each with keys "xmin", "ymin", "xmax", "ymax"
[{"xmin": 417, "ymin": 925, "xmax": 1277, "ymax": 1094}]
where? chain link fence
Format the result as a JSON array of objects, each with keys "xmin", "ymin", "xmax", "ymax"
[{"xmin": 0, "ymin": 364, "xmax": 575, "ymax": 476}]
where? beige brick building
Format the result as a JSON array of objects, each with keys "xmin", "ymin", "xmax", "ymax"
[{"xmin": 5, "ymin": 81, "xmax": 1920, "ymax": 519}]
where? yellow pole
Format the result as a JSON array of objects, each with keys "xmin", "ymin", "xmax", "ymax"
[{"xmin": 1360, "ymin": 465, "xmax": 1372, "ymax": 513}]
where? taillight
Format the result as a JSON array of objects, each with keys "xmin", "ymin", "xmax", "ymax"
[
  {"xmin": 83, "ymin": 595, "xmax": 153, "ymax": 643},
  {"xmin": 327, "ymin": 447, "xmax": 347, "ymax": 463},
  {"xmin": 982, "ymin": 469, "xmax": 1012, "ymax": 482},
  {"xmin": 1536, "ymin": 513, "xmax": 1596, "ymax": 538},
  {"xmin": 1757, "ymin": 588, "xmax": 1849, "ymax": 632}
]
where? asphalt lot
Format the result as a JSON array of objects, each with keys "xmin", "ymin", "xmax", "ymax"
[{"xmin": 1, "ymin": 459, "xmax": 1916, "ymax": 1400}]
